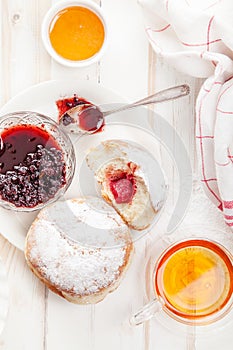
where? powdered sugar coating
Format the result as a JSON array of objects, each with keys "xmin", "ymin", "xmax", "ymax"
[{"xmin": 26, "ymin": 197, "xmax": 132, "ymax": 297}]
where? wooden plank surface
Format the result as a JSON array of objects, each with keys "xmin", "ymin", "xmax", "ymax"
[{"xmin": 0, "ymin": 1, "xmax": 232, "ymax": 350}]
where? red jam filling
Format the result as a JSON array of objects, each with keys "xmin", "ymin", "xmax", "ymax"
[
  {"xmin": 0, "ymin": 125, "xmax": 66, "ymax": 208},
  {"xmin": 110, "ymin": 177, "xmax": 134, "ymax": 204},
  {"xmin": 107, "ymin": 163, "xmax": 137, "ymax": 204}
]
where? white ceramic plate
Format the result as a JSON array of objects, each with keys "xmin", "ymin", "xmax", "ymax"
[{"xmin": 0, "ymin": 80, "xmax": 166, "ymax": 250}]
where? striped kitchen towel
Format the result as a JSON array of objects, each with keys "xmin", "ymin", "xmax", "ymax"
[{"xmin": 139, "ymin": 0, "xmax": 233, "ymax": 227}]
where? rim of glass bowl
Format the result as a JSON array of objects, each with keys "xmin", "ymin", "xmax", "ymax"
[{"xmin": 0, "ymin": 111, "xmax": 76, "ymax": 212}]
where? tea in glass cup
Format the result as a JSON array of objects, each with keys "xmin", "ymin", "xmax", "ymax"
[{"xmin": 131, "ymin": 239, "xmax": 233, "ymax": 326}]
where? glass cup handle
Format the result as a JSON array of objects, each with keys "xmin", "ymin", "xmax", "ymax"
[{"xmin": 130, "ymin": 298, "xmax": 163, "ymax": 326}]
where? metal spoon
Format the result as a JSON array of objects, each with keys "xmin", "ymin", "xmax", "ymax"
[{"xmin": 59, "ymin": 84, "xmax": 190, "ymax": 134}]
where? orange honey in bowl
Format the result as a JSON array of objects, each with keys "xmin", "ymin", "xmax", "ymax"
[
  {"xmin": 49, "ymin": 6, "xmax": 105, "ymax": 61},
  {"xmin": 155, "ymin": 239, "xmax": 233, "ymax": 321}
]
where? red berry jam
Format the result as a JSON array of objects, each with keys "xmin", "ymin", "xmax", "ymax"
[
  {"xmin": 0, "ymin": 125, "xmax": 66, "ymax": 208},
  {"xmin": 78, "ymin": 105, "xmax": 103, "ymax": 132},
  {"xmin": 56, "ymin": 94, "xmax": 88, "ymax": 125},
  {"xmin": 110, "ymin": 178, "xmax": 134, "ymax": 204},
  {"xmin": 107, "ymin": 163, "xmax": 137, "ymax": 204},
  {"xmin": 56, "ymin": 94, "xmax": 104, "ymax": 133}
]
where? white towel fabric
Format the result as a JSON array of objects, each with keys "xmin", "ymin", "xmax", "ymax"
[{"xmin": 139, "ymin": 0, "xmax": 233, "ymax": 227}]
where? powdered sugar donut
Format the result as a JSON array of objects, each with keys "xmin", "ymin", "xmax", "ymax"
[
  {"xmin": 86, "ymin": 140, "xmax": 157, "ymax": 230},
  {"xmin": 25, "ymin": 197, "xmax": 133, "ymax": 304}
]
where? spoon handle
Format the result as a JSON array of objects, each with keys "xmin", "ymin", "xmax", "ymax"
[{"xmin": 103, "ymin": 84, "xmax": 190, "ymax": 117}]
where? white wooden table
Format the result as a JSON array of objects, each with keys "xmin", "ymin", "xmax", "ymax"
[{"xmin": 0, "ymin": 1, "xmax": 233, "ymax": 349}]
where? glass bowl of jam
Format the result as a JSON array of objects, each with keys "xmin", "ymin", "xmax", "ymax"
[{"xmin": 0, "ymin": 111, "xmax": 75, "ymax": 211}]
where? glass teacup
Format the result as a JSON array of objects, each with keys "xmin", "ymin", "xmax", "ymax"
[{"xmin": 131, "ymin": 238, "xmax": 233, "ymax": 326}]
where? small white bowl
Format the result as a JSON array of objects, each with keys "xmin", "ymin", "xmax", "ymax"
[{"xmin": 41, "ymin": 0, "xmax": 108, "ymax": 68}]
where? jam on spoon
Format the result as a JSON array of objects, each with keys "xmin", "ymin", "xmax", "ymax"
[
  {"xmin": 58, "ymin": 84, "xmax": 190, "ymax": 135},
  {"xmin": 56, "ymin": 95, "xmax": 104, "ymax": 134}
]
